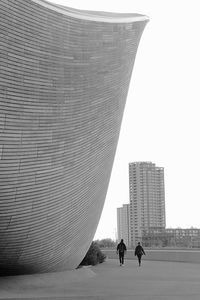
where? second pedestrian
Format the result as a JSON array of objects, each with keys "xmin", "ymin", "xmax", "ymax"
[{"xmin": 134, "ymin": 242, "xmax": 145, "ymax": 266}]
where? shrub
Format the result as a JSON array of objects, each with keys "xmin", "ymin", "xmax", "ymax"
[{"xmin": 79, "ymin": 241, "xmax": 106, "ymax": 266}]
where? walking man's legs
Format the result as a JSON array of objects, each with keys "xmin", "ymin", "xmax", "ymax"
[
  {"xmin": 119, "ymin": 253, "xmax": 122, "ymax": 265},
  {"xmin": 119, "ymin": 253, "xmax": 124, "ymax": 266},
  {"xmin": 137, "ymin": 254, "xmax": 142, "ymax": 266},
  {"xmin": 121, "ymin": 253, "xmax": 124, "ymax": 265}
]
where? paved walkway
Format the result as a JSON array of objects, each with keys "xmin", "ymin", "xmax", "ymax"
[{"xmin": 1, "ymin": 259, "xmax": 200, "ymax": 299}]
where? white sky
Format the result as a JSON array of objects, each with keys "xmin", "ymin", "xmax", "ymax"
[{"xmin": 47, "ymin": 0, "xmax": 200, "ymax": 240}]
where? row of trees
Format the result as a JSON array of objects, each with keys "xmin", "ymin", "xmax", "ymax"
[{"xmin": 94, "ymin": 238, "xmax": 117, "ymax": 248}]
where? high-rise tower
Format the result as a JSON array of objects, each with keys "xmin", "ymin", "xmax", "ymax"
[
  {"xmin": 117, "ymin": 204, "xmax": 130, "ymax": 246},
  {"xmin": 129, "ymin": 162, "xmax": 165, "ymax": 246}
]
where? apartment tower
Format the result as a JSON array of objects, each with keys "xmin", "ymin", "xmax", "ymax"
[
  {"xmin": 129, "ymin": 162, "xmax": 166, "ymax": 246},
  {"xmin": 117, "ymin": 204, "xmax": 130, "ymax": 247}
]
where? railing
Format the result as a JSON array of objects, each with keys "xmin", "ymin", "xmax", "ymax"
[{"xmin": 102, "ymin": 249, "xmax": 200, "ymax": 263}]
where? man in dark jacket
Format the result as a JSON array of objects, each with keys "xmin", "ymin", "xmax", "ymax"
[
  {"xmin": 134, "ymin": 242, "xmax": 145, "ymax": 266},
  {"xmin": 116, "ymin": 239, "xmax": 127, "ymax": 266}
]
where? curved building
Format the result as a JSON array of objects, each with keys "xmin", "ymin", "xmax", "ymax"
[{"xmin": 0, "ymin": 0, "xmax": 148, "ymax": 274}]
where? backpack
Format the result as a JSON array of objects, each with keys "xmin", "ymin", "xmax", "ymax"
[
  {"xmin": 136, "ymin": 245, "xmax": 143, "ymax": 255},
  {"xmin": 118, "ymin": 243, "xmax": 125, "ymax": 253}
]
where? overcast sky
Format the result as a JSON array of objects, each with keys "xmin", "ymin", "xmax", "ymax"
[{"xmin": 47, "ymin": 0, "xmax": 200, "ymax": 240}]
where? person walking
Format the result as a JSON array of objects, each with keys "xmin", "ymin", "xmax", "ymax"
[
  {"xmin": 116, "ymin": 239, "xmax": 127, "ymax": 266},
  {"xmin": 134, "ymin": 242, "xmax": 145, "ymax": 266}
]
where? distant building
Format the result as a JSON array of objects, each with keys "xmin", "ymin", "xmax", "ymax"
[
  {"xmin": 117, "ymin": 204, "xmax": 130, "ymax": 247},
  {"xmin": 165, "ymin": 228, "xmax": 200, "ymax": 248},
  {"xmin": 129, "ymin": 162, "xmax": 166, "ymax": 246},
  {"xmin": 117, "ymin": 161, "xmax": 200, "ymax": 248},
  {"xmin": 143, "ymin": 227, "xmax": 200, "ymax": 248}
]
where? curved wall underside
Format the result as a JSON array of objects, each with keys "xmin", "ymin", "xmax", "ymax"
[{"xmin": 0, "ymin": 0, "xmax": 148, "ymax": 274}]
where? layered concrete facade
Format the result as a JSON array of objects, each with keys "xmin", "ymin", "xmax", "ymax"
[{"xmin": 0, "ymin": 0, "xmax": 148, "ymax": 274}]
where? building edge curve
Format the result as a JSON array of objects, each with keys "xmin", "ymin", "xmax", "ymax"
[
  {"xmin": 32, "ymin": 0, "xmax": 149, "ymax": 23},
  {"xmin": 0, "ymin": 0, "xmax": 148, "ymax": 275}
]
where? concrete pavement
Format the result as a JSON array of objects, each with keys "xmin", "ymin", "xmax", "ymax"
[{"xmin": 1, "ymin": 259, "xmax": 200, "ymax": 299}]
